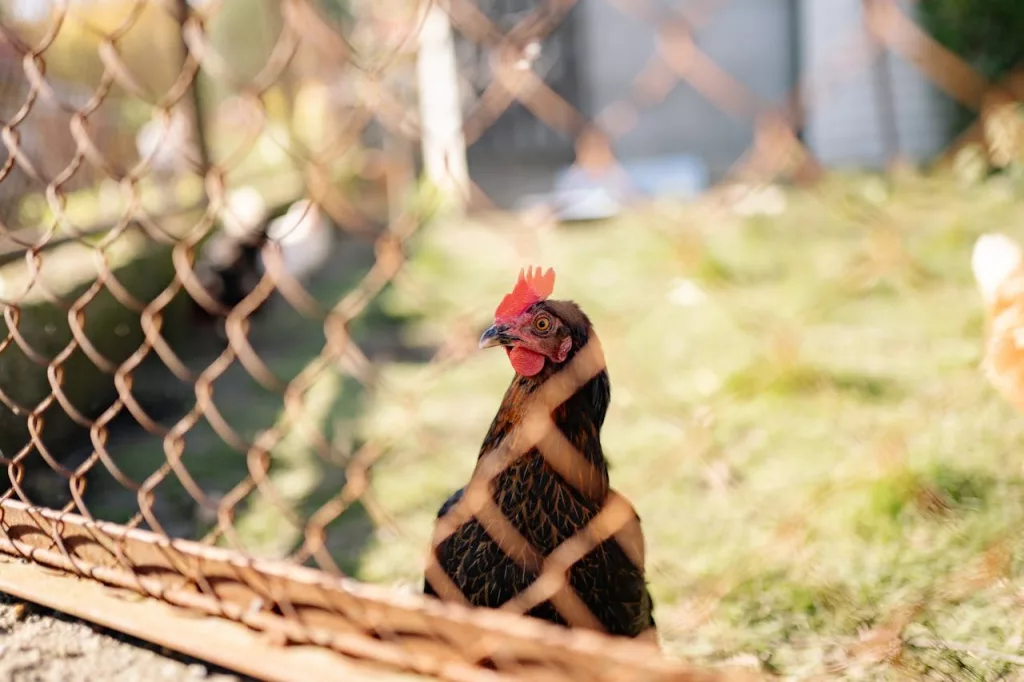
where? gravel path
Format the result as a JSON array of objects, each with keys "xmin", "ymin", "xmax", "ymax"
[{"xmin": 0, "ymin": 592, "xmax": 250, "ymax": 682}]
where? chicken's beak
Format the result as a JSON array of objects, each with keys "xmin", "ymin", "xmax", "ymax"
[{"xmin": 479, "ymin": 324, "xmax": 517, "ymax": 349}]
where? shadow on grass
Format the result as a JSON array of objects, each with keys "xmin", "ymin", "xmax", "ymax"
[{"xmin": 77, "ymin": 228, "xmax": 436, "ymax": 576}]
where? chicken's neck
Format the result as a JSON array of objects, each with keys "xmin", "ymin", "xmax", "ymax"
[{"xmin": 477, "ymin": 365, "xmax": 612, "ymax": 503}]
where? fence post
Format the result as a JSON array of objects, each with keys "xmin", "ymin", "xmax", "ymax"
[
  {"xmin": 862, "ymin": 0, "xmax": 901, "ymax": 169},
  {"xmin": 176, "ymin": 0, "xmax": 212, "ymax": 177},
  {"xmin": 416, "ymin": 2, "xmax": 469, "ymax": 214}
]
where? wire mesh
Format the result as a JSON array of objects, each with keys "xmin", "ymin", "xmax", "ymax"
[{"xmin": 0, "ymin": 0, "xmax": 1022, "ymax": 679}]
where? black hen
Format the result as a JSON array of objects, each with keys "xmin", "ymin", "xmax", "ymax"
[
  {"xmin": 190, "ymin": 193, "xmax": 333, "ymax": 337},
  {"xmin": 424, "ymin": 267, "xmax": 657, "ymax": 642},
  {"xmin": 190, "ymin": 187, "xmax": 269, "ymax": 335}
]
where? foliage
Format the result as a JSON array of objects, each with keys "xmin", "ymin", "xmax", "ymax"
[
  {"xmin": 918, "ymin": 0, "xmax": 1024, "ymax": 83},
  {"xmin": 919, "ymin": 0, "xmax": 1024, "ymax": 143},
  {"xmin": 20, "ymin": 1, "xmax": 182, "ymax": 93}
]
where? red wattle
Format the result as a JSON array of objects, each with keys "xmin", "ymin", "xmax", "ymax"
[{"xmin": 508, "ymin": 347, "xmax": 545, "ymax": 376}]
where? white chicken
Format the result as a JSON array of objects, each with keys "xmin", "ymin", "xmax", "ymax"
[
  {"xmin": 263, "ymin": 199, "xmax": 334, "ymax": 283},
  {"xmin": 221, "ymin": 186, "xmax": 269, "ymax": 241},
  {"xmin": 136, "ymin": 108, "xmax": 195, "ymax": 208},
  {"xmin": 971, "ymin": 231, "xmax": 1024, "ymax": 412}
]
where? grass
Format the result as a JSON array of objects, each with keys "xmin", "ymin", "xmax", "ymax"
[
  {"xmin": 70, "ymin": 168, "xmax": 1024, "ymax": 679},
  {"xmin": 346, "ymin": 171, "xmax": 1024, "ymax": 679},
  {"xmin": 0, "ymin": 223, "xmax": 195, "ymax": 497},
  {"xmin": 78, "ymin": 233, "xmax": 396, "ymax": 574}
]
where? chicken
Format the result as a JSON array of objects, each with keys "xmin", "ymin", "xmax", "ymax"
[
  {"xmin": 191, "ymin": 193, "xmax": 333, "ymax": 337},
  {"xmin": 972, "ymin": 232, "xmax": 1024, "ymax": 412},
  {"xmin": 191, "ymin": 187, "xmax": 270, "ymax": 334},
  {"xmin": 136, "ymin": 107, "xmax": 195, "ymax": 209},
  {"xmin": 136, "ymin": 107, "xmax": 194, "ymax": 176},
  {"xmin": 424, "ymin": 267, "xmax": 657, "ymax": 643},
  {"xmin": 263, "ymin": 199, "xmax": 334, "ymax": 280}
]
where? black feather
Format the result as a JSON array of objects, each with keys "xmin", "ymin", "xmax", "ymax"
[
  {"xmin": 425, "ymin": 301, "xmax": 656, "ymax": 637},
  {"xmin": 190, "ymin": 220, "xmax": 269, "ymax": 335}
]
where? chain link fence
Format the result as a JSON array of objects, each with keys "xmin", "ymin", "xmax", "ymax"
[{"xmin": 0, "ymin": 0, "xmax": 1023, "ymax": 679}]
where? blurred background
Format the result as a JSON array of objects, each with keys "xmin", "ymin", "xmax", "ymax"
[{"xmin": 2, "ymin": 0, "xmax": 1024, "ymax": 678}]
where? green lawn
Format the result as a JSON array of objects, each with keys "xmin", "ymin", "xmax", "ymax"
[
  {"xmin": 80, "ymin": 170, "xmax": 1024, "ymax": 679},
  {"xmin": 350, "ymin": 172, "xmax": 1024, "ymax": 679}
]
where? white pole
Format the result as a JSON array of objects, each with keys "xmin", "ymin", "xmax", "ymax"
[{"xmin": 416, "ymin": 2, "xmax": 470, "ymax": 213}]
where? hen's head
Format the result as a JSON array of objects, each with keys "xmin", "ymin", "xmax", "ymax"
[{"xmin": 479, "ymin": 267, "xmax": 591, "ymax": 377}]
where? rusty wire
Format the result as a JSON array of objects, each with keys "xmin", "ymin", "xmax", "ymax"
[{"xmin": 0, "ymin": 0, "xmax": 1020, "ymax": 680}]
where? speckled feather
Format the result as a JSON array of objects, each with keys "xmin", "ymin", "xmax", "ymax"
[{"xmin": 425, "ymin": 300, "xmax": 656, "ymax": 638}]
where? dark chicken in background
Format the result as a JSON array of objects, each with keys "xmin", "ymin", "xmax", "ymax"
[
  {"xmin": 424, "ymin": 267, "xmax": 658, "ymax": 643},
  {"xmin": 191, "ymin": 187, "xmax": 270, "ymax": 334},
  {"xmin": 190, "ymin": 190, "xmax": 333, "ymax": 338}
]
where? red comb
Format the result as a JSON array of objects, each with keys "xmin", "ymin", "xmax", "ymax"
[{"xmin": 495, "ymin": 266, "xmax": 555, "ymax": 322}]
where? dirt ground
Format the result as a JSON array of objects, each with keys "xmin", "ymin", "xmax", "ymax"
[{"xmin": 0, "ymin": 591, "xmax": 250, "ymax": 682}]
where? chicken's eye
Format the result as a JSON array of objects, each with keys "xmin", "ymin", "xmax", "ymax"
[{"xmin": 533, "ymin": 315, "xmax": 551, "ymax": 332}]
